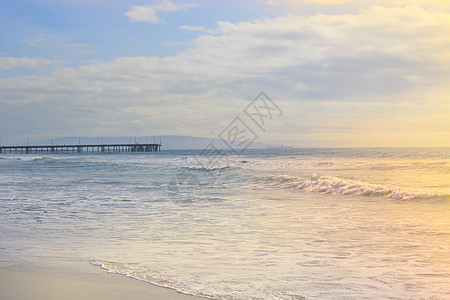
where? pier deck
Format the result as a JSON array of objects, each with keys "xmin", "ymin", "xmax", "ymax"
[{"xmin": 0, "ymin": 143, "xmax": 161, "ymax": 154}]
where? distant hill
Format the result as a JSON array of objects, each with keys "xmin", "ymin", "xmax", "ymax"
[{"xmin": 35, "ymin": 135, "xmax": 277, "ymax": 150}]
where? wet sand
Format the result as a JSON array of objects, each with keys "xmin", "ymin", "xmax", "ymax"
[{"xmin": 0, "ymin": 265, "xmax": 206, "ymax": 300}]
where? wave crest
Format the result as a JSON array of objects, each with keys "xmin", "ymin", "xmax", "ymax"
[
  {"xmin": 186, "ymin": 165, "xmax": 237, "ymax": 172},
  {"xmin": 262, "ymin": 173, "xmax": 447, "ymax": 201},
  {"xmin": 0, "ymin": 156, "xmax": 44, "ymax": 161},
  {"xmin": 90, "ymin": 259, "xmax": 213, "ymax": 299},
  {"xmin": 298, "ymin": 175, "xmax": 446, "ymax": 201}
]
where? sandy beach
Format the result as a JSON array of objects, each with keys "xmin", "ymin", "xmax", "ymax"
[{"xmin": 0, "ymin": 263, "xmax": 205, "ymax": 300}]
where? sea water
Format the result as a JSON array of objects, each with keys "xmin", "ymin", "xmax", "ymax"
[{"xmin": 0, "ymin": 148, "xmax": 449, "ymax": 299}]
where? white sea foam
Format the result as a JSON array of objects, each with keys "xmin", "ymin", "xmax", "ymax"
[
  {"xmin": 262, "ymin": 173, "xmax": 447, "ymax": 201},
  {"xmin": 186, "ymin": 165, "xmax": 237, "ymax": 172},
  {"xmin": 0, "ymin": 156, "xmax": 44, "ymax": 161},
  {"xmin": 297, "ymin": 175, "xmax": 446, "ymax": 201},
  {"xmin": 90, "ymin": 260, "xmax": 175, "ymax": 290},
  {"xmin": 90, "ymin": 259, "xmax": 303, "ymax": 300}
]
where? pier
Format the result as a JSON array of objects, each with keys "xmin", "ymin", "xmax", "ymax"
[{"xmin": 0, "ymin": 143, "xmax": 162, "ymax": 154}]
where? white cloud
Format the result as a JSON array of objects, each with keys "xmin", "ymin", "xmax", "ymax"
[
  {"xmin": 125, "ymin": 1, "xmax": 198, "ymax": 24},
  {"xmin": 179, "ymin": 25, "xmax": 217, "ymax": 34},
  {"xmin": 2, "ymin": 5, "xmax": 450, "ymax": 146},
  {"xmin": 67, "ymin": 43, "xmax": 97, "ymax": 54},
  {"xmin": 405, "ymin": 75, "xmax": 423, "ymax": 82},
  {"xmin": 22, "ymin": 37, "xmax": 47, "ymax": 47},
  {"xmin": 0, "ymin": 57, "xmax": 59, "ymax": 71},
  {"xmin": 269, "ymin": 0, "xmax": 450, "ymax": 8}
]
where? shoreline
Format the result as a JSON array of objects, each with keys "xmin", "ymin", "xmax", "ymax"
[{"xmin": 0, "ymin": 260, "xmax": 207, "ymax": 300}]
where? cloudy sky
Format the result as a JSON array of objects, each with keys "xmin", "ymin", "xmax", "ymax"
[{"xmin": 1, "ymin": 0, "xmax": 449, "ymax": 147}]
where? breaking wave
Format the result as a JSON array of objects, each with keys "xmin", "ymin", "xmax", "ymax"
[
  {"xmin": 90, "ymin": 259, "xmax": 184, "ymax": 293},
  {"xmin": 90, "ymin": 259, "xmax": 304, "ymax": 299},
  {"xmin": 185, "ymin": 165, "xmax": 238, "ymax": 172},
  {"xmin": 263, "ymin": 174, "xmax": 448, "ymax": 201},
  {"xmin": 0, "ymin": 156, "xmax": 45, "ymax": 161}
]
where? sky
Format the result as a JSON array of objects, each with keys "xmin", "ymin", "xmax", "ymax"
[{"xmin": 0, "ymin": 0, "xmax": 449, "ymax": 147}]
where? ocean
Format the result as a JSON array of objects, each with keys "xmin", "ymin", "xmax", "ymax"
[{"xmin": 1, "ymin": 147, "xmax": 449, "ymax": 299}]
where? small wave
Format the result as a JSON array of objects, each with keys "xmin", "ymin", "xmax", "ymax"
[
  {"xmin": 261, "ymin": 174, "xmax": 303, "ymax": 190},
  {"xmin": 90, "ymin": 259, "xmax": 207, "ymax": 298},
  {"xmin": 0, "ymin": 156, "xmax": 45, "ymax": 161},
  {"xmin": 264, "ymin": 174, "xmax": 301, "ymax": 183},
  {"xmin": 262, "ymin": 173, "xmax": 447, "ymax": 201},
  {"xmin": 297, "ymin": 175, "xmax": 447, "ymax": 201},
  {"xmin": 186, "ymin": 165, "xmax": 237, "ymax": 172},
  {"xmin": 91, "ymin": 259, "xmax": 304, "ymax": 299}
]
